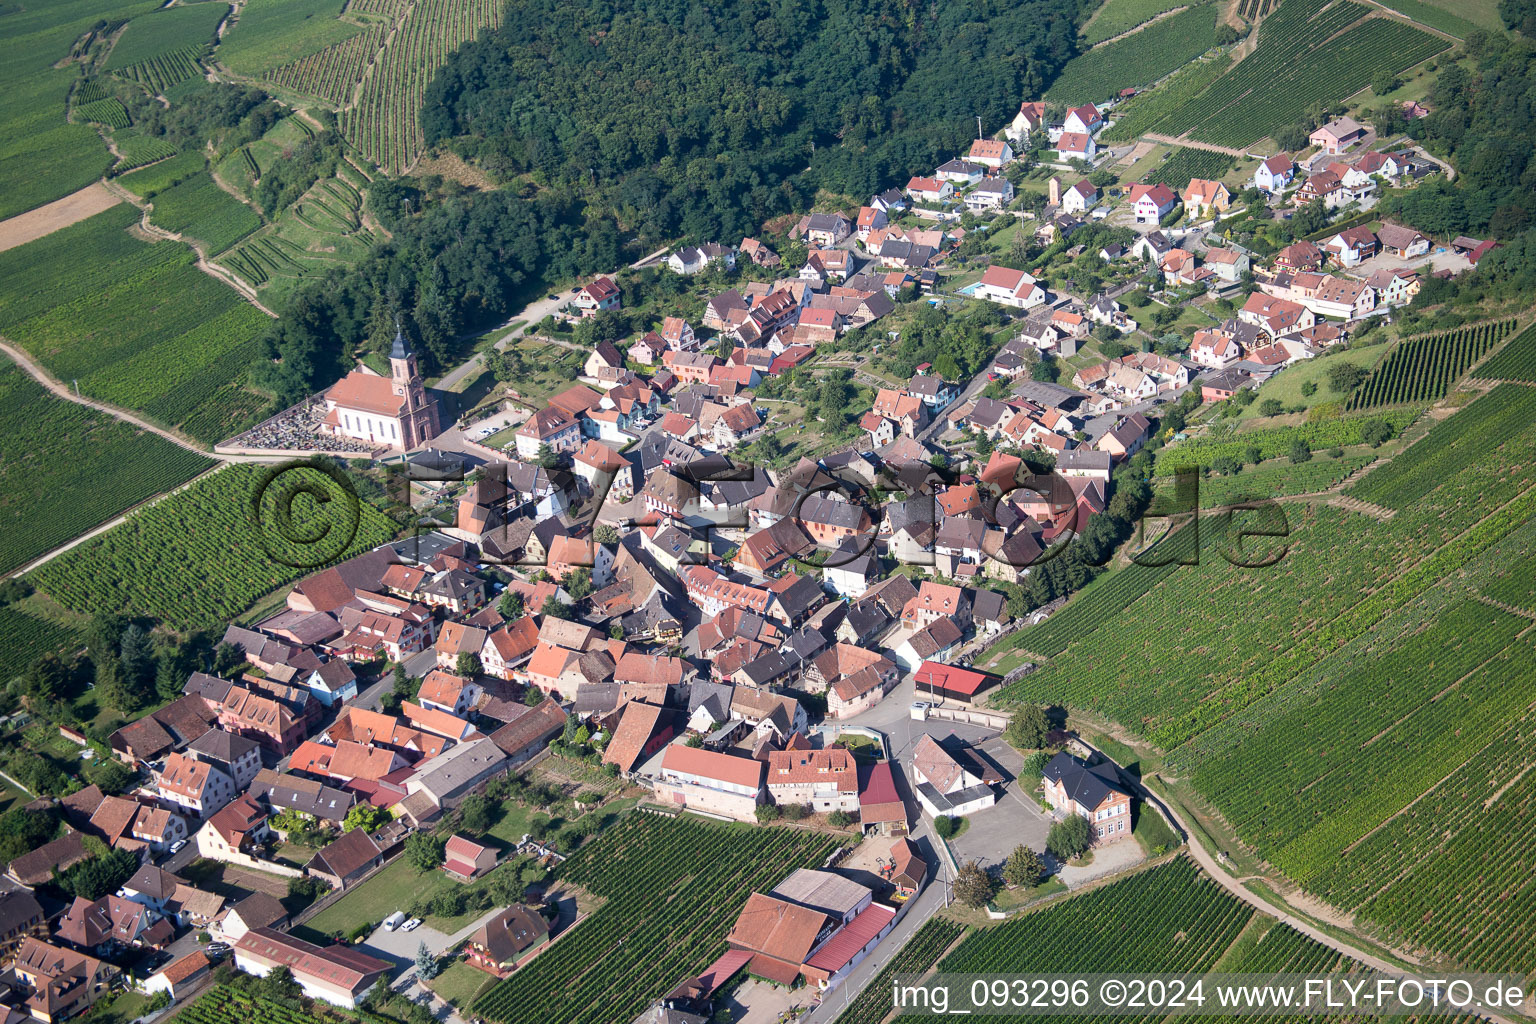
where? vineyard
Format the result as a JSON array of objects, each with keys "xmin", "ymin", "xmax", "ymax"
[
  {"xmin": 104, "ymin": 3, "xmax": 227, "ymax": 69},
  {"xmin": 1237, "ymin": 0, "xmax": 1283, "ymax": 18},
  {"xmin": 1152, "ymin": 409, "xmax": 1418, "ymax": 475},
  {"xmin": 1147, "ymin": 147, "xmax": 1231, "ymax": 189},
  {"xmin": 940, "ymin": 858, "xmax": 1252, "ymax": 981},
  {"xmin": 118, "ymin": 150, "xmax": 206, "ymax": 196},
  {"xmin": 835, "ymin": 918, "xmax": 966, "ymax": 1024},
  {"xmin": 147, "ymin": 171, "xmax": 262, "ymax": 254},
  {"xmin": 177, "ymin": 986, "xmax": 394, "ymax": 1024},
  {"xmin": 31, "ymin": 464, "xmax": 399, "ymax": 629},
  {"xmin": 1045, "ymin": 5, "xmax": 1218, "ymax": 104},
  {"xmin": 0, "ymin": 357, "xmax": 213, "ymax": 576},
  {"xmin": 1175, "ymin": 451, "xmax": 1378, "ymax": 507},
  {"xmin": 1369, "ymin": 0, "xmax": 1479, "ymax": 35},
  {"xmin": 217, "ymin": 0, "xmax": 364, "ymax": 76},
  {"xmin": 1469, "ymin": 319, "xmax": 1536, "ymax": 382},
  {"xmin": 1083, "ymin": 0, "xmax": 1216, "ymax": 44},
  {"xmin": 1346, "ymin": 383, "xmax": 1536, "ymax": 508},
  {"xmin": 219, "ymin": 173, "xmax": 375, "ymax": 292},
  {"xmin": 993, "ymin": 384, "xmax": 1536, "ymax": 748},
  {"xmin": 341, "ymin": 0, "xmax": 505, "ymax": 173},
  {"xmin": 265, "ymin": 25, "xmax": 388, "ymax": 106},
  {"xmin": 1099, "ymin": 55, "xmax": 1230, "ymax": 143},
  {"xmin": 112, "ymin": 49, "xmax": 207, "ymax": 95},
  {"xmin": 0, "ymin": 605, "xmax": 83, "ymax": 687},
  {"xmin": 1147, "ymin": 0, "xmax": 1446, "ymax": 147},
  {"xmin": 110, "ymin": 128, "xmax": 178, "ymax": 171},
  {"xmin": 0, "ymin": 203, "xmax": 274, "ymax": 443},
  {"xmin": 1346, "ymin": 319, "xmax": 1515, "ymax": 410},
  {"xmin": 472, "ymin": 814, "xmax": 840, "ymax": 1024},
  {"xmin": 74, "ymin": 98, "xmax": 130, "ymax": 129}
]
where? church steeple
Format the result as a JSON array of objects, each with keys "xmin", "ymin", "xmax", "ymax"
[{"xmin": 389, "ymin": 318, "xmax": 421, "ymax": 401}]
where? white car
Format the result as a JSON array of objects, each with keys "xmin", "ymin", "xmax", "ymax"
[
  {"xmin": 402, "ymin": 917, "xmax": 422, "ymax": 932},
  {"xmin": 169, "ymin": 840, "xmax": 187, "ymax": 854}
]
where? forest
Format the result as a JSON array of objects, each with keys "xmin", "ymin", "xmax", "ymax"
[{"xmin": 420, "ymin": 0, "xmax": 1086, "ymax": 243}]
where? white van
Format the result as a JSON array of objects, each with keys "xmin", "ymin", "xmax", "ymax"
[{"xmin": 382, "ymin": 911, "xmax": 407, "ymax": 932}]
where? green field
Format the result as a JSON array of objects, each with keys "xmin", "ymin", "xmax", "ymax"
[
  {"xmin": 1083, "ymin": 0, "xmax": 1216, "ymax": 44},
  {"xmin": 1234, "ymin": 348, "xmax": 1386, "ymax": 422},
  {"xmin": 472, "ymin": 814, "xmax": 839, "ymax": 1024},
  {"xmin": 0, "ymin": 357, "xmax": 214, "ymax": 576},
  {"xmin": 0, "ymin": 0, "xmax": 152, "ymax": 221},
  {"xmin": 1046, "ymin": 5, "xmax": 1219, "ymax": 104},
  {"xmin": 217, "ymin": 171, "xmax": 375, "ymax": 299},
  {"xmin": 147, "ymin": 171, "xmax": 262, "ymax": 255},
  {"xmin": 0, "ymin": 203, "xmax": 273, "ymax": 442},
  {"xmin": 1153, "ymin": 408, "xmax": 1419, "ymax": 476},
  {"xmin": 31, "ymin": 463, "xmax": 399, "ymax": 630},
  {"xmin": 217, "ymin": 0, "xmax": 365, "ymax": 75},
  {"xmin": 104, "ymin": 2, "xmax": 228, "ymax": 68},
  {"xmin": 1149, "ymin": 0, "xmax": 1447, "ymax": 147}
]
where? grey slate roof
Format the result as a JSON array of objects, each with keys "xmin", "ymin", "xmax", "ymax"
[{"xmin": 1042, "ymin": 752, "xmax": 1129, "ymax": 809}]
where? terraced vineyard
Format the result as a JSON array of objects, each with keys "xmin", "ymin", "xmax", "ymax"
[
  {"xmin": 0, "ymin": 357, "xmax": 213, "ymax": 576},
  {"xmin": 472, "ymin": 813, "xmax": 839, "ymax": 1024},
  {"xmin": 1150, "ymin": 0, "xmax": 1446, "ymax": 147},
  {"xmin": 104, "ymin": 2, "xmax": 227, "ymax": 69},
  {"xmin": 219, "ymin": 174, "xmax": 374, "ymax": 291},
  {"xmin": 109, "ymin": 129, "xmax": 178, "ymax": 171},
  {"xmin": 112, "ymin": 49, "xmax": 206, "ymax": 94},
  {"xmin": 1346, "ymin": 319, "xmax": 1515, "ymax": 410},
  {"xmin": 0, "ymin": 203, "xmax": 273, "ymax": 442},
  {"xmin": 74, "ymin": 98, "xmax": 129, "ymax": 129},
  {"xmin": 1470, "ymin": 320, "xmax": 1536, "ymax": 382},
  {"xmin": 1100, "ymin": 55, "xmax": 1231, "ymax": 142},
  {"xmin": 32, "ymin": 464, "xmax": 399, "ymax": 629}
]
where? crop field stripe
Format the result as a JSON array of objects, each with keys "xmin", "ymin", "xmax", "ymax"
[{"xmin": 1470, "ymin": 320, "xmax": 1536, "ymax": 382}]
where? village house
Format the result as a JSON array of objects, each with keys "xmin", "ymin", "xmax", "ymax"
[
  {"xmin": 766, "ymin": 747, "xmax": 859, "ymax": 813},
  {"xmin": 1296, "ymin": 169, "xmax": 1346, "ymax": 209},
  {"xmin": 1008, "ymin": 100, "xmax": 1047, "ymax": 144},
  {"xmin": 1253, "ymin": 153, "xmax": 1295, "ymax": 193},
  {"xmin": 1061, "ymin": 179, "xmax": 1097, "ymax": 215},
  {"xmin": 1189, "ymin": 328, "xmax": 1244, "ymax": 368},
  {"xmin": 904, "ymin": 176, "xmax": 954, "ymax": 203},
  {"xmin": 156, "ymin": 752, "xmax": 236, "ymax": 820},
  {"xmin": 973, "ymin": 265, "xmax": 1045, "ymax": 309},
  {"xmin": 964, "ymin": 177, "xmax": 1015, "ymax": 212},
  {"xmin": 1128, "ymin": 183, "xmax": 1177, "ymax": 224},
  {"xmin": 464, "ymin": 905, "xmax": 549, "ymax": 978},
  {"xmin": 1240, "ymin": 293, "xmax": 1315, "ymax": 337},
  {"xmin": 1181, "ymin": 178, "xmax": 1230, "ymax": 219},
  {"xmin": 1376, "ymin": 222, "xmax": 1431, "ymax": 258},
  {"xmin": 654, "ymin": 745, "xmax": 765, "ymax": 820},
  {"xmin": 1055, "ymin": 132, "xmax": 1096, "ymax": 162},
  {"xmin": 935, "ymin": 159, "xmax": 984, "ymax": 185},
  {"xmin": 1042, "ymin": 751, "xmax": 1134, "ymax": 843},
  {"xmin": 1096, "ymin": 412, "xmax": 1153, "ymax": 460},
  {"xmin": 1202, "ymin": 246, "xmax": 1249, "ymax": 283},
  {"xmin": 912, "ymin": 734, "xmax": 996, "ymax": 816},
  {"xmin": 1308, "ymin": 116, "xmax": 1367, "ymax": 155},
  {"xmin": 667, "ymin": 242, "xmax": 735, "ymax": 275},
  {"xmin": 305, "ymin": 828, "xmax": 383, "ymax": 891},
  {"xmin": 233, "ymin": 928, "xmax": 391, "ymax": 1009},
  {"xmin": 1063, "ymin": 103, "xmax": 1102, "ymax": 135},
  {"xmin": 967, "ymin": 138, "xmax": 1013, "ymax": 167},
  {"xmin": 574, "ymin": 276, "xmax": 620, "ymax": 316},
  {"xmin": 514, "ymin": 407, "xmax": 581, "ymax": 461},
  {"xmin": 1323, "ymin": 225, "xmax": 1379, "ymax": 267},
  {"xmin": 798, "ymin": 212, "xmax": 853, "ymax": 245}
]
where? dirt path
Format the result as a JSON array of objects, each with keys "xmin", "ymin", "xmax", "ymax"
[
  {"xmin": 101, "ymin": 179, "xmax": 278, "ymax": 315},
  {"xmin": 1143, "ymin": 133, "xmax": 1248, "ymax": 157},
  {"xmin": 0, "ymin": 184, "xmax": 121, "ymax": 253},
  {"xmin": 1070, "ymin": 740, "xmax": 1526, "ymax": 1024}
]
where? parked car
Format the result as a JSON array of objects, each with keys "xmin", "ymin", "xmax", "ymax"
[
  {"xmin": 402, "ymin": 918, "xmax": 422, "ymax": 932},
  {"xmin": 169, "ymin": 840, "xmax": 187, "ymax": 854},
  {"xmin": 383, "ymin": 911, "xmax": 407, "ymax": 931}
]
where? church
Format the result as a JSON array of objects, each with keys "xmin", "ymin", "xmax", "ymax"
[{"xmin": 321, "ymin": 326, "xmax": 443, "ymax": 450}]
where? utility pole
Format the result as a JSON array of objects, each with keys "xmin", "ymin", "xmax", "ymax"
[{"xmin": 976, "ymin": 115, "xmax": 984, "ymax": 140}]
